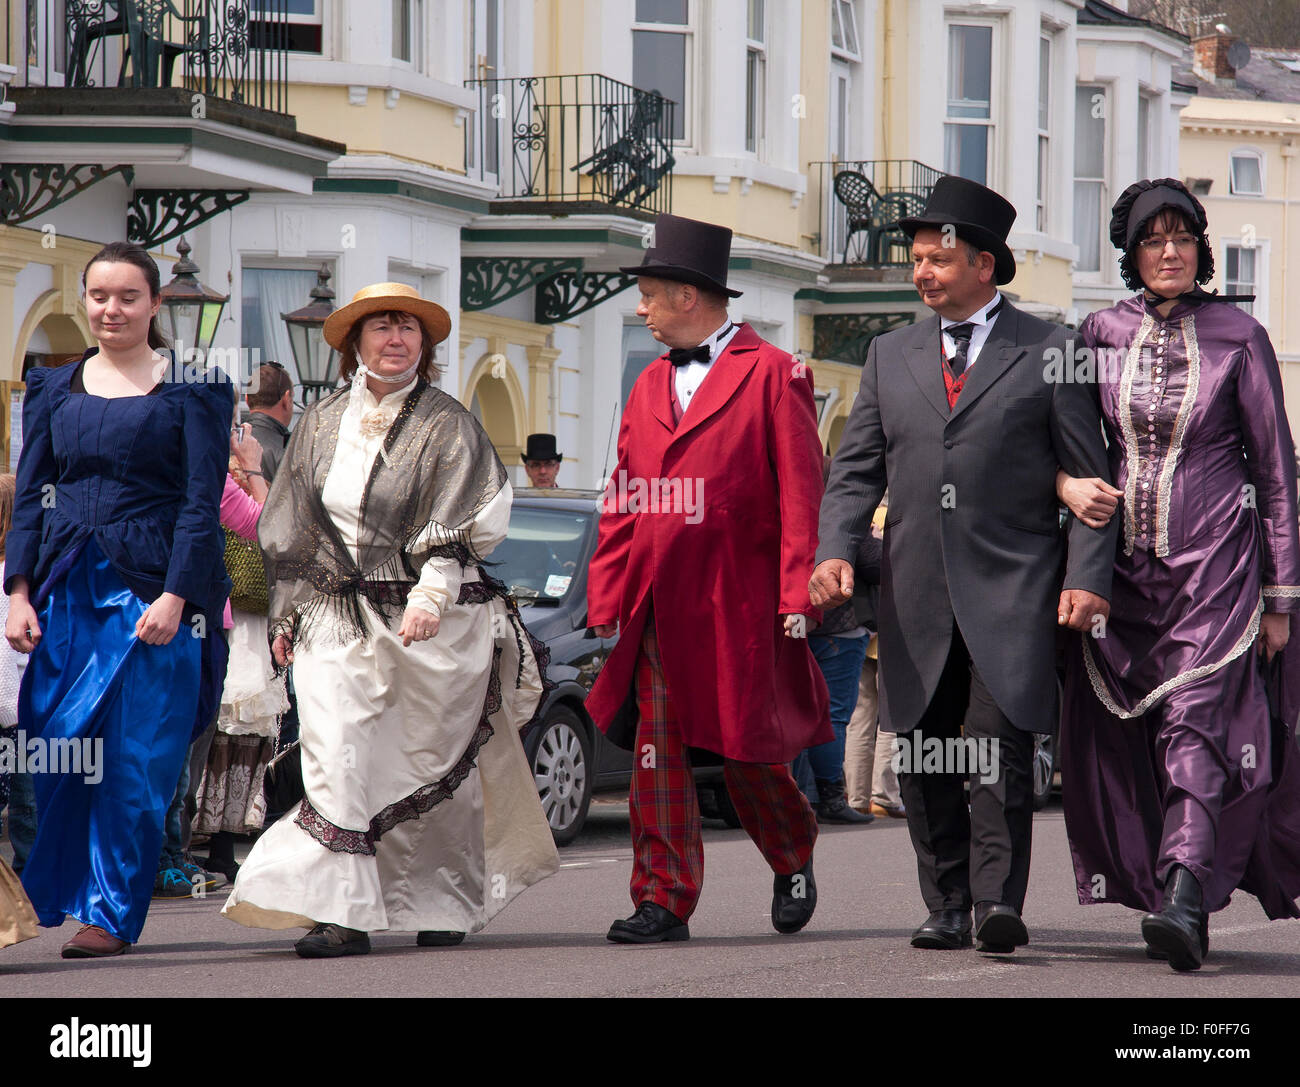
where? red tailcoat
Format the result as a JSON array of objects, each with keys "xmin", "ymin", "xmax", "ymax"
[{"xmin": 585, "ymin": 323, "xmax": 832, "ymax": 763}]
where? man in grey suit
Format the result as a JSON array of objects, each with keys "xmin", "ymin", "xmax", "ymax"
[{"xmin": 810, "ymin": 176, "xmax": 1118, "ymax": 954}]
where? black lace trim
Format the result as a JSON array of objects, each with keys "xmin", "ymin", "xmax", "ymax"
[
  {"xmin": 359, "ymin": 580, "xmax": 412, "ymax": 611},
  {"xmin": 295, "ymin": 647, "xmax": 504, "ymax": 856},
  {"xmin": 457, "ymin": 578, "xmax": 498, "ymax": 606}
]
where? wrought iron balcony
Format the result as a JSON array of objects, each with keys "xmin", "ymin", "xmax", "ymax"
[
  {"xmin": 812, "ymin": 159, "xmax": 944, "ymax": 269},
  {"xmin": 6, "ymin": 0, "xmax": 288, "ymax": 113},
  {"xmin": 465, "ymin": 73, "xmax": 675, "ymax": 216}
]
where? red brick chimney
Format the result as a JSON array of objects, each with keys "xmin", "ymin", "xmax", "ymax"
[{"xmin": 1193, "ymin": 31, "xmax": 1239, "ymax": 86}]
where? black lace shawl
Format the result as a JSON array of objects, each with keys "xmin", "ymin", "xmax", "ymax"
[{"xmin": 259, "ymin": 379, "xmax": 508, "ymax": 649}]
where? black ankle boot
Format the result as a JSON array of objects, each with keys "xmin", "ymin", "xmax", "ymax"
[
  {"xmin": 1140, "ymin": 865, "xmax": 1204, "ymax": 972},
  {"xmin": 814, "ymin": 778, "xmax": 874, "ymax": 825}
]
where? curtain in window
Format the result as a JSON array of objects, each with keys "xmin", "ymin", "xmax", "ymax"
[{"xmin": 241, "ymin": 268, "xmax": 320, "ymax": 386}]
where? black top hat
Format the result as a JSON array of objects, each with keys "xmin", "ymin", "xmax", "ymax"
[
  {"xmin": 898, "ymin": 176, "xmax": 1018, "ymax": 285},
  {"xmin": 618, "ymin": 213, "xmax": 743, "ymax": 298},
  {"xmin": 523, "ymin": 433, "xmax": 562, "ymax": 463}
]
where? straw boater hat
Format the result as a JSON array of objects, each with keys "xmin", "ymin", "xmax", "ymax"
[{"xmin": 323, "ymin": 282, "xmax": 452, "ymax": 351}]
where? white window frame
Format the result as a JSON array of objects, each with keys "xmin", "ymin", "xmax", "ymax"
[
  {"xmin": 392, "ymin": 0, "xmax": 425, "ymax": 71},
  {"xmin": 745, "ymin": 0, "xmax": 766, "ymax": 156},
  {"xmin": 831, "ymin": 0, "xmax": 861, "ymax": 63},
  {"xmin": 1136, "ymin": 92, "xmax": 1152, "ymax": 181},
  {"xmin": 1036, "ymin": 33, "xmax": 1051, "ymax": 234},
  {"xmin": 1073, "ymin": 83, "xmax": 1110, "ymax": 278},
  {"xmin": 943, "ymin": 19, "xmax": 999, "ymax": 190},
  {"xmin": 1221, "ymin": 237, "xmax": 1269, "ymax": 326},
  {"xmin": 631, "ymin": 0, "xmax": 694, "ymax": 147},
  {"xmin": 1229, "ymin": 149, "xmax": 1265, "ymax": 196}
]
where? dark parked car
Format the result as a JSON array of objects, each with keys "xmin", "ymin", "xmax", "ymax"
[{"xmin": 493, "ymin": 489, "xmax": 737, "ymax": 844}]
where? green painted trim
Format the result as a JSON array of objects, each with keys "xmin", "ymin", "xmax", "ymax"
[
  {"xmin": 314, "ymin": 177, "xmax": 490, "ymax": 214},
  {"xmin": 461, "ymin": 226, "xmax": 646, "ymax": 249},
  {"xmin": 795, "ymin": 287, "xmax": 922, "ymax": 304},
  {"xmin": 728, "ymin": 257, "xmax": 820, "ymax": 284}
]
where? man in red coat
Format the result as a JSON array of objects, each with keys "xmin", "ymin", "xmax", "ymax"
[{"xmin": 586, "ymin": 213, "xmax": 832, "ymax": 943}]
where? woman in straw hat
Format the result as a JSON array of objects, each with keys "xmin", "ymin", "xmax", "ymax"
[{"xmin": 222, "ymin": 283, "xmax": 558, "ymax": 957}]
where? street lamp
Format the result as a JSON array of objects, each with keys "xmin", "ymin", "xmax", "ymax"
[
  {"xmin": 158, "ymin": 236, "xmax": 229, "ymax": 360},
  {"xmin": 281, "ymin": 264, "xmax": 338, "ymax": 402}
]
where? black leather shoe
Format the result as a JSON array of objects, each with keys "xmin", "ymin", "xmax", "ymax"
[
  {"xmin": 416, "ymin": 931, "xmax": 466, "ymax": 947},
  {"xmin": 607, "ymin": 902, "xmax": 690, "ymax": 944},
  {"xmin": 294, "ymin": 923, "xmax": 371, "ymax": 959},
  {"xmin": 1145, "ymin": 918, "xmax": 1207, "ymax": 961},
  {"xmin": 1141, "ymin": 865, "xmax": 1204, "ymax": 972},
  {"xmin": 814, "ymin": 779, "xmax": 875, "ymax": 825},
  {"xmin": 772, "ymin": 860, "xmax": 817, "ymax": 934},
  {"xmin": 910, "ymin": 909, "xmax": 972, "ymax": 950},
  {"xmin": 974, "ymin": 902, "xmax": 1029, "ymax": 953}
]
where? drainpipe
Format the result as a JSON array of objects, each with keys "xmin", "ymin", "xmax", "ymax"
[{"xmin": 1282, "ymin": 138, "xmax": 1295, "ymax": 353}]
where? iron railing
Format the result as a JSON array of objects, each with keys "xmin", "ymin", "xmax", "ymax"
[
  {"xmin": 466, "ymin": 74, "xmax": 675, "ymax": 215},
  {"xmin": 6, "ymin": 0, "xmax": 288, "ymax": 113},
  {"xmin": 812, "ymin": 159, "xmax": 944, "ymax": 266}
]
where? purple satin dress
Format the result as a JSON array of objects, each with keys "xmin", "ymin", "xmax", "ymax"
[{"xmin": 1061, "ymin": 293, "xmax": 1300, "ymax": 918}]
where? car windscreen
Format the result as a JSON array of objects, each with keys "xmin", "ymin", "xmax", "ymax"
[{"xmin": 493, "ymin": 506, "xmax": 592, "ymax": 604}]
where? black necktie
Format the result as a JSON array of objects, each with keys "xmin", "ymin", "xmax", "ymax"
[
  {"xmin": 946, "ymin": 323, "xmax": 975, "ymax": 377},
  {"xmin": 668, "ymin": 344, "xmax": 711, "ymax": 367}
]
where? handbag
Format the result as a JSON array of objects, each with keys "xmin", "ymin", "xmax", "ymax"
[
  {"xmin": 224, "ymin": 527, "xmax": 269, "ymax": 615},
  {"xmin": 262, "ymin": 739, "xmax": 303, "ymax": 811}
]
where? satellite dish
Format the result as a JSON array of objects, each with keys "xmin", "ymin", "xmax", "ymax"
[{"xmin": 1227, "ymin": 40, "xmax": 1252, "ymax": 70}]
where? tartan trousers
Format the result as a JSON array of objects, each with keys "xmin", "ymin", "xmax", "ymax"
[{"xmin": 628, "ymin": 619, "xmax": 818, "ymax": 921}]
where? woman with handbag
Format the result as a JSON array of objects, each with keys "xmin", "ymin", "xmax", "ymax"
[
  {"xmin": 190, "ymin": 430, "xmax": 288, "ymax": 882},
  {"xmin": 222, "ymin": 283, "xmax": 558, "ymax": 958}
]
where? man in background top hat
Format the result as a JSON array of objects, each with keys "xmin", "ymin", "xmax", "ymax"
[
  {"xmin": 522, "ymin": 433, "xmax": 563, "ymax": 488},
  {"xmin": 585, "ymin": 212, "xmax": 833, "ymax": 943},
  {"xmin": 809, "ymin": 176, "xmax": 1118, "ymax": 953}
]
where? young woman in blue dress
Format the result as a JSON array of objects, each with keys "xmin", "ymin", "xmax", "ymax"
[{"xmin": 4, "ymin": 242, "xmax": 232, "ymax": 958}]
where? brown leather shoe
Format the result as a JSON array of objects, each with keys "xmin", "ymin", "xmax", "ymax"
[
  {"xmin": 869, "ymin": 801, "xmax": 907, "ymax": 819},
  {"xmin": 61, "ymin": 924, "xmax": 129, "ymax": 959}
]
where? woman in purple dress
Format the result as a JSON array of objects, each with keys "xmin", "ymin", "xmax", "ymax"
[{"xmin": 1057, "ymin": 179, "xmax": 1300, "ymax": 972}]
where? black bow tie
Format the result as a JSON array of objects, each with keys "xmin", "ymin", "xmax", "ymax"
[
  {"xmin": 668, "ymin": 344, "xmax": 712, "ymax": 367},
  {"xmin": 668, "ymin": 325, "xmax": 734, "ymax": 367}
]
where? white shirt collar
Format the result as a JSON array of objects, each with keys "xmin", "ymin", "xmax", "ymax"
[
  {"xmin": 699, "ymin": 319, "xmax": 738, "ymax": 359},
  {"xmin": 941, "ymin": 292, "xmax": 1002, "ymax": 330}
]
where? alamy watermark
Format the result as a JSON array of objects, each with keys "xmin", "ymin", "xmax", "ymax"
[
  {"xmin": 0, "ymin": 729, "xmax": 103, "ymax": 784},
  {"xmin": 601, "ymin": 470, "xmax": 705, "ymax": 524},
  {"xmin": 891, "ymin": 729, "xmax": 1000, "ymax": 784}
]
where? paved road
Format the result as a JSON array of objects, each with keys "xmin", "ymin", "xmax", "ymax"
[{"xmin": 3, "ymin": 795, "xmax": 1298, "ymax": 1001}]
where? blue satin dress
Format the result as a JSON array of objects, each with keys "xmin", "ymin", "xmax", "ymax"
[{"xmin": 5, "ymin": 353, "xmax": 232, "ymax": 944}]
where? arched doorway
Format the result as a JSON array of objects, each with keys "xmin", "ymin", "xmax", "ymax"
[{"xmin": 462, "ymin": 351, "xmax": 528, "ymax": 468}]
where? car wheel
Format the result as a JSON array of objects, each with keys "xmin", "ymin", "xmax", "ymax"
[
  {"xmin": 527, "ymin": 705, "xmax": 593, "ymax": 846},
  {"xmin": 1032, "ymin": 730, "xmax": 1056, "ymax": 811}
]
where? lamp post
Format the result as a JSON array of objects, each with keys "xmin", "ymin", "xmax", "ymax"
[
  {"xmin": 281, "ymin": 264, "xmax": 338, "ymax": 402},
  {"xmin": 157, "ymin": 236, "xmax": 229, "ymax": 363}
]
